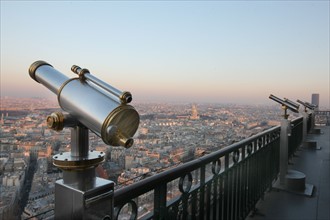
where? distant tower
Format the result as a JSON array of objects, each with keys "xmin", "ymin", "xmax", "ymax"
[
  {"xmin": 311, "ymin": 94, "xmax": 319, "ymax": 110},
  {"xmin": 190, "ymin": 104, "xmax": 200, "ymax": 120}
]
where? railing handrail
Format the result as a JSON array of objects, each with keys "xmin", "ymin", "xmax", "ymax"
[
  {"xmin": 315, "ymin": 110, "xmax": 330, "ymax": 115},
  {"xmin": 114, "ymin": 123, "xmax": 285, "ymax": 205},
  {"xmin": 114, "ymin": 116, "xmax": 304, "ymax": 220}
]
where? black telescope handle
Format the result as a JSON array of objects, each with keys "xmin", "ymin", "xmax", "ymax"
[{"xmin": 71, "ymin": 65, "xmax": 132, "ymax": 104}]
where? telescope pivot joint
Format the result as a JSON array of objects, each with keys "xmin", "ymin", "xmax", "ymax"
[{"xmin": 47, "ymin": 112, "xmax": 79, "ymax": 131}]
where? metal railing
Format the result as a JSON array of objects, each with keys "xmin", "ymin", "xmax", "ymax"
[
  {"xmin": 288, "ymin": 117, "xmax": 303, "ymax": 159},
  {"xmin": 315, "ymin": 111, "xmax": 330, "ymax": 126},
  {"xmin": 113, "ymin": 116, "xmax": 306, "ymax": 220}
]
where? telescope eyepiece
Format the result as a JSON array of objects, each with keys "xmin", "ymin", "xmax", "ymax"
[
  {"xmin": 71, "ymin": 65, "xmax": 90, "ymax": 81},
  {"xmin": 105, "ymin": 125, "xmax": 135, "ymax": 148},
  {"xmin": 29, "ymin": 60, "xmax": 53, "ymax": 83},
  {"xmin": 71, "ymin": 65, "xmax": 81, "ymax": 74},
  {"xmin": 124, "ymin": 138, "xmax": 134, "ymax": 148},
  {"xmin": 120, "ymin": 91, "xmax": 132, "ymax": 104}
]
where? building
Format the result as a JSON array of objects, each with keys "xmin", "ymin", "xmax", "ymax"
[
  {"xmin": 190, "ymin": 104, "xmax": 200, "ymax": 120},
  {"xmin": 311, "ymin": 93, "xmax": 320, "ymax": 110}
]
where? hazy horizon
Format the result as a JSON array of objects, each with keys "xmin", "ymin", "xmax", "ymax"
[{"xmin": 1, "ymin": 1, "xmax": 329, "ymax": 108}]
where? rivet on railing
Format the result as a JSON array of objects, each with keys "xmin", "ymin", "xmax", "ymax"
[{"xmin": 179, "ymin": 173, "xmax": 192, "ymax": 194}]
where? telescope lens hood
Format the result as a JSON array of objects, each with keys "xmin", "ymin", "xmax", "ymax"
[{"xmin": 29, "ymin": 60, "xmax": 53, "ymax": 83}]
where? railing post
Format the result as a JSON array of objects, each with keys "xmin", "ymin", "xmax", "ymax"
[
  {"xmin": 199, "ymin": 165, "xmax": 206, "ymax": 219},
  {"xmin": 279, "ymin": 119, "xmax": 290, "ymax": 185},
  {"xmin": 154, "ymin": 184, "xmax": 167, "ymax": 219},
  {"xmin": 273, "ymin": 117, "xmax": 314, "ymax": 196},
  {"xmin": 302, "ymin": 111, "xmax": 308, "ymax": 142}
]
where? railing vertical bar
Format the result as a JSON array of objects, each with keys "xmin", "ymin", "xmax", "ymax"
[
  {"xmin": 249, "ymin": 154, "xmax": 253, "ymax": 215},
  {"xmin": 232, "ymin": 166, "xmax": 236, "ymax": 220},
  {"xmin": 242, "ymin": 158, "xmax": 247, "ymax": 218},
  {"xmin": 154, "ymin": 184, "xmax": 167, "ymax": 220},
  {"xmin": 224, "ymin": 154, "xmax": 229, "ymax": 220},
  {"xmin": 182, "ymin": 194, "xmax": 189, "ymax": 220},
  {"xmin": 191, "ymin": 191, "xmax": 197, "ymax": 220},
  {"xmin": 255, "ymin": 145, "xmax": 259, "ymax": 203},
  {"xmin": 233, "ymin": 163, "xmax": 238, "ymax": 220},
  {"xmin": 218, "ymin": 175, "xmax": 224, "ymax": 220},
  {"xmin": 206, "ymin": 182, "xmax": 211, "ymax": 219},
  {"xmin": 228, "ymin": 168, "xmax": 233, "ymax": 220},
  {"xmin": 240, "ymin": 146, "xmax": 246, "ymax": 219},
  {"xmin": 237, "ymin": 161, "xmax": 242, "ymax": 220},
  {"xmin": 256, "ymin": 148, "xmax": 261, "ymax": 204},
  {"xmin": 249, "ymin": 141, "xmax": 255, "ymax": 209},
  {"xmin": 246, "ymin": 150, "xmax": 251, "ymax": 213},
  {"xmin": 212, "ymin": 177, "xmax": 217, "ymax": 220},
  {"xmin": 199, "ymin": 165, "xmax": 206, "ymax": 219},
  {"xmin": 227, "ymin": 169, "xmax": 232, "ymax": 220}
]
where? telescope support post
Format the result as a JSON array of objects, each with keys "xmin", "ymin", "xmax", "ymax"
[
  {"xmin": 273, "ymin": 117, "xmax": 314, "ymax": 196},
  {"xmin": 279, "ymin": 119, "xmax": 290, "ymax": 185},
  {"xmin": 71, "ymin": 126, "xmax": 89, "ymax": 157},
  {"xmin": 302, "ymin": 111, "xmax": 321, "ymax": 150},
  {"xmin": 54, "ymin": 125, "xmax": 114, "ymax": 219}
]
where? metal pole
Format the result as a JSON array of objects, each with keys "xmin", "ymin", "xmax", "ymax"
[
  {"xmin": 302, "ymin": 111, "xmax": 308, "ymax": 142},
  {"xmin": 279, "ymin": 119, "xmax": 290, "ymax": 185}
]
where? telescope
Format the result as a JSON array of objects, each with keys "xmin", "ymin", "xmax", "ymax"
[
  {"xmin": 269, "ymin": 94, "xmax": 299, "ymax": 114},
  {"xmin": 297, "ymin": 99, "xmax": 317, "ymax": 110},
  {"xmin": 284, "ymin": 98, "xmax": 300, "ymax": 110},
  {"xmin": 29, "ymin": 61, "xmax": 139, "ymax": 148},
  {"xmin": 29, "ymin": 60, "xmax": 140, "ymax": 219}
]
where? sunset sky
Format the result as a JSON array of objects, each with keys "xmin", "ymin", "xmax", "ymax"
[{"xmin": 1, "ymin": 1, "xmax": 329, "ymax": 108}]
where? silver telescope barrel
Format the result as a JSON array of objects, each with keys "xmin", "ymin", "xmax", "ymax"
[
  {"xmin": 297, "ymin": 99, "xmax": 316, "ymax": 110},
  {"xmin": 284, "ymin": 98, "xmax": 300, "ymax": 110},
  {"xmin": 29, "ymin": 61, "xmax": 140, "ymax": 148},
  {"xmin": 29, "ymin": 61, "xmax": 69, "ymax": 94},
  {"xmin": 269, "ymin": 94, "xmax": 299, "ymax": 113}
]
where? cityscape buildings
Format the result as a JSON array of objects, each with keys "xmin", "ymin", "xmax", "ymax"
[{"xmin": 0, "ymin": 96, "xmax": 315, "ymax": 219}]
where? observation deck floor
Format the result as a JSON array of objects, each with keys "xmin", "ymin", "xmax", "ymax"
[{"xmin": 246, "ymin": 126, "xmax": 330, "ymax": 220}]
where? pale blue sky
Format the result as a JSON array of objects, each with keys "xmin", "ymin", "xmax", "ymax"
[{"xmin": 1, "ymin": 1, "xmax": 329, "ymax": 108}]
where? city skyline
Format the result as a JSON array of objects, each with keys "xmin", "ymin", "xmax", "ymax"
[{"xmin": 1, "ymin": 1, "xmax": 329, "ymax": 108}]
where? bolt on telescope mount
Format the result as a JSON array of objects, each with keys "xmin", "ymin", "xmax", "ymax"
[{"xmin": 29, "ymin": 61, "xmax": 140, "ymax": 219}]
